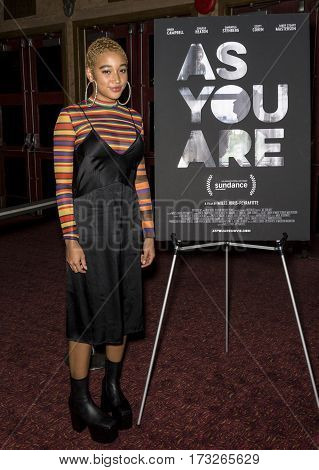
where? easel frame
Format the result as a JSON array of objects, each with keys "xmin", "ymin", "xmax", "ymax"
[{"xmin": 137, "ymin": 232, "xmax": 319, "ymax": 425}]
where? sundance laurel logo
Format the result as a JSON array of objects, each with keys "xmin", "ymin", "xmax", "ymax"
[
  {"xmin": 206, "ymin": 174, "xmax": 257, "ymax": 197},
  {"xmin": 206, "ymin": 175, "xmax": 214, "ymax": 196},
  {"xmin": 249, "ymin": 174, "xmax": 256, "ymax": 196}
]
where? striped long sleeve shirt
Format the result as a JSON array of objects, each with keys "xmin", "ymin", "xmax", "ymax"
[{"xmin": 53, "ymin": 98, "xmax": 155, "ymax": 241}]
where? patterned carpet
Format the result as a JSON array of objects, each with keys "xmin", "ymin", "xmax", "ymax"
[{"xmin": 0, "ymin": 212, "xmax": 319, "ymax": 449}]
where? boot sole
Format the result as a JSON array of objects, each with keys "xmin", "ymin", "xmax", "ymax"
[
  {"xmin": 101, "ymin": 399, "xmax": 133, "ymax": 430},
  {"xmin": 69, "ymin": 403, "xmax": 118, "ymax": 442},
  {"xmin": 89, "ymin": 425, "xmax": 118, "ymax": 443}
]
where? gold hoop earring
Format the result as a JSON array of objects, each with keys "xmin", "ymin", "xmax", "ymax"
[
  {"xmin": 85, "ymin": 80, "xmax": 98, "ymax": 107},
  {"xmin": 117, "ymin": 81, "xmax": 131, "ymax": 106}
]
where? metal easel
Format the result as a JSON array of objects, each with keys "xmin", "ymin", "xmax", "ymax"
[{"xmin": 137, "ymin": 232, "xmax": 319, "ymax": 425}]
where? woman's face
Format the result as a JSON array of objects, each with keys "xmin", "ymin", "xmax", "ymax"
[{"xmin": 86, "ymin": 50, "xmax": 128, "ymax": 104}]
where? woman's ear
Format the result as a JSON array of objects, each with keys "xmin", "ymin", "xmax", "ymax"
[{"xmin": 86, "ymin": 66, "xmax": 94, "ymax": 82}]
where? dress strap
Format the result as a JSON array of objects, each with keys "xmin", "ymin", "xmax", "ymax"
[
  {"xmin": 77, "ymin": 103, "xmax": 95, "ymax": 131},
  {"xmin": 127, "ymin": 107, "xmax": 141, "ymax": 136}
]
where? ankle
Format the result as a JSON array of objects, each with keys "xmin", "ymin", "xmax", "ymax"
[
  {"xmin": 70, "ymin": 375, "xmax": 90, "ymax": 397},
  {"xmin": 70, "ymin": 374, "xmax": 88, "ymax": 381},
  {"xmin": 105, "ymin": 357, "xmax": 122, "ymax": 365}
]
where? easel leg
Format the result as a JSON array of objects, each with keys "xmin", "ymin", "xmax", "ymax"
[
  {"xmin": 137, "ymin": 246, "xmax": 179, "ymax": 425},
  {"xmin": 225, "ymin": 243, "xmax": 229, "ymax": 353},
  {"xmin": 279, "ymin": 247, "xmax": 319, "ymax": 408}
]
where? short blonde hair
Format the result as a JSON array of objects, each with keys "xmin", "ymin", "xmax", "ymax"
[{"xmin": 86, "ymin": 37, "xmax": 128, "ymax": 70}]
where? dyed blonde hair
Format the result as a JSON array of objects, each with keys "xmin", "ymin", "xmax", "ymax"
[{"xmin": 86, "ymin": 37, "xmax": 128, "ymax": 71}]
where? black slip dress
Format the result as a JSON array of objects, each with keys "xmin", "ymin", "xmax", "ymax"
[{"xmin": 66, "ymin": 103, "xmax": 145, "ymax": 345}]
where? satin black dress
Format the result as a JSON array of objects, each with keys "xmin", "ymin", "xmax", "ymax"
[{"xmin": 66, "ymin": 104, "xmax": 144, "ymax": 345}]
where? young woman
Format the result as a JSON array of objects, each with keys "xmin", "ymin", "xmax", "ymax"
[{"xmin": 53, "ymin": 38, "xmax": 155, "ymax": 443}]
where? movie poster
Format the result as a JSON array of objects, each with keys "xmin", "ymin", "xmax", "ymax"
[{"xmin": 154, "ymin": 14, "xmax": 311, "ymax": 241}]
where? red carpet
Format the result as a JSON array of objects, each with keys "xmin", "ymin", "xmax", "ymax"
[{"xmin": 0, "ymin": 213, "xmax": 319, "ymax": 449}]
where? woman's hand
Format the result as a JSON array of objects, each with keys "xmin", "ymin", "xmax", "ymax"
[
  {"xmin": 65, "ymin": 239, "xmax": 87, "ymax": 273},
  {"xmin": 141, "ymin": 237, "xmax": 155, "ymax": 268}
]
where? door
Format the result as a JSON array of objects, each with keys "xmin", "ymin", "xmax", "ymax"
[{"xmin": 0, "ymin": 32, "xmax": 64, "ymax": 209}]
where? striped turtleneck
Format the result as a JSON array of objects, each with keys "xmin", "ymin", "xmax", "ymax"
[{"xmin": 53, "ymin": 98, "xmax": 155, "ymax": 240}]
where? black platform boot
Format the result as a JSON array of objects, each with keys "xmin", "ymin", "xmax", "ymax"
[
  {"xmin": 69, "ymin": 375, "xmax": 118, "ymax": 443},
  {"xmin": 101, "ymin": 359, "xmax": 133, "ymax": 430}
]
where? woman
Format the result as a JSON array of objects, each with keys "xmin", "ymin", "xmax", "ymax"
[{"xmin": 53, "ymin": 38, "xmax": 155, "ymax": 443}]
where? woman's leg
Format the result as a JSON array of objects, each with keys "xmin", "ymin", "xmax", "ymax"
[
  {"xmin": 68, "ymin": 340, "xmax": 91, "ymax": 379},
  {"xmin": 67, "ymin": 340, "xmax": 118, "ymax": 442},
  {"xmin": 102, "ymin": 335, "xmax": 132, "ymax": 429},
  {"xmin": 105, "ymin": 335, "xmax": 127, "ymax": 362}
]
